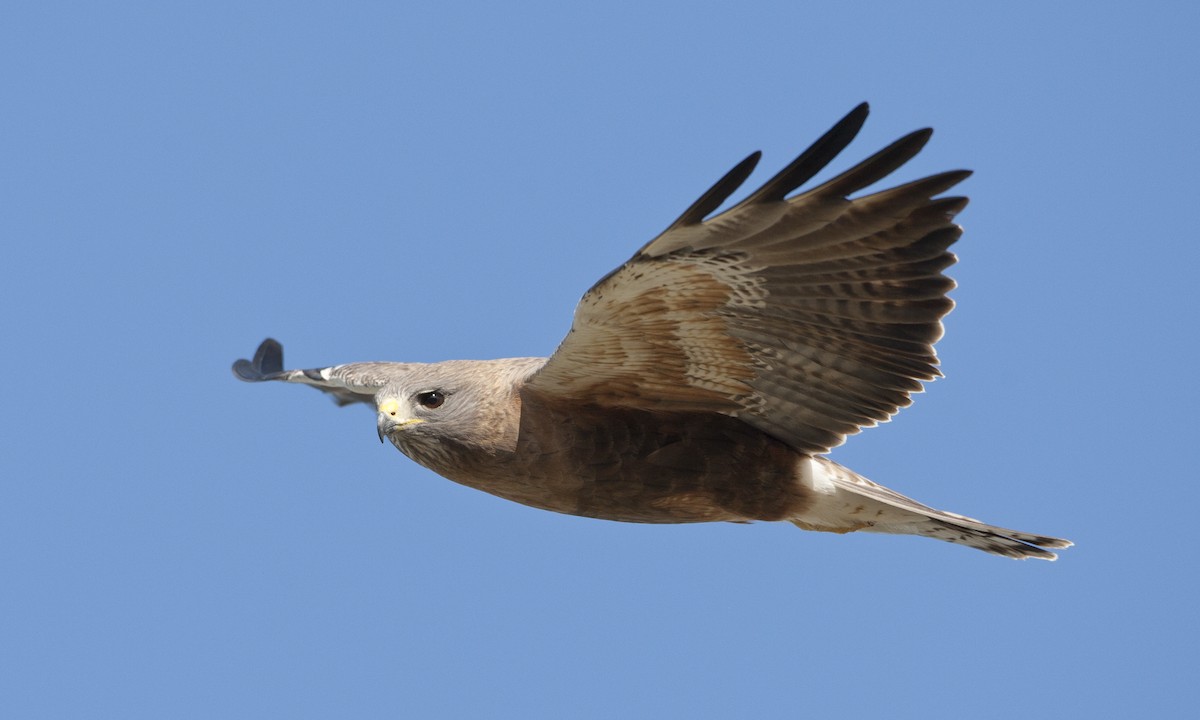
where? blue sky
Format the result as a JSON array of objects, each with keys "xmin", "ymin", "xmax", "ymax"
[{"xmin": 3, "ymin": 1, "xmax": 1197, "ymax": 717}]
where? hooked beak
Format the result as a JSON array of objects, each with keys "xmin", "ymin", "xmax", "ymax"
[{"xmin": 377, "ymin": 399, "xmax": 423, "ymax": 443}]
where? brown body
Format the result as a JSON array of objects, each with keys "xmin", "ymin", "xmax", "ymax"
[{"xmin": 391, "ymin": 385, "xmax": 810, "ymax": 524}]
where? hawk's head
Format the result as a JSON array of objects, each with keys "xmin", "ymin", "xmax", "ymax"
[{"xmin": 373, "ymin": 358, "xmax": 546, "ymax": 469}]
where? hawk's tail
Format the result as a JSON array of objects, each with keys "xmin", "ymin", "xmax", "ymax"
[{"xmin": 791, "ymin": 457, "xmax": 1072, "ymax": 560}]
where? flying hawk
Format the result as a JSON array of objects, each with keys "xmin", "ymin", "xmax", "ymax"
[{"xmin": 234, "ymin": 103, "xmax": 1071, "ymax": 560}]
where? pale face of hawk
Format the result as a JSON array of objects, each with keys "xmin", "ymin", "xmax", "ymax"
[
  {"xmin": 376, "ymin": 375, "xmax": 476, "ymax": 446},
  {"xmin": 373, "ymin": 357, "xmax": 545, "ymax": 464}
]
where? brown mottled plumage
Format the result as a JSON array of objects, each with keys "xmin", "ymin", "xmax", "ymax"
[{"xmin": 233, "ymin": 104, "xmax": 1072, "ymax": 560}]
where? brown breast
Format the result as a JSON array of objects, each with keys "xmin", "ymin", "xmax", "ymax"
[{"xmin": 491, "ymin": 391, "xmax": 812, "ymax": 524}]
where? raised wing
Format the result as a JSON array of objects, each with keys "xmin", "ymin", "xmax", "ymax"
[
  {"xmin": 525, "ymin": 103, "xmax": 969, "ymax": 455},
  {"xmin": 232, "ymin": 338, "xmax": 403, "ymax": 407}
]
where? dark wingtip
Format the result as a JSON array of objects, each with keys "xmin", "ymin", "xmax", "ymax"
[
  {"xmin": 742, "ymin": 102, "xmax": 872, "ymax": 206},
  {"xmin": 232, "ymin": 338, "xmax": 285, "ymax": 381},
  {"xmin": 664, "ymin": 150, "xmax": 763, "ymax": 231}
]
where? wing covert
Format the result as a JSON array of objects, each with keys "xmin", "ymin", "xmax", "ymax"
[{"xmin": 526, "ymin": 104, "xmax": 969, "ymax": 455}]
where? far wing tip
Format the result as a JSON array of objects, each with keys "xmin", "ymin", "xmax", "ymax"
[{"xmin": 232, "ymin": 338, "xmax": 285, "ymax": 381}]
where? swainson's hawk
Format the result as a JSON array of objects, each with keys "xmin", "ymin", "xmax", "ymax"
[{"xmin": 234, "ymin": 104, "xmax": 1071, "ymax": 559}]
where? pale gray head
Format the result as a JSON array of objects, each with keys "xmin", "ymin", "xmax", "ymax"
[{"xmin": 374, "ymin": 358, "xmax": 546, "ymax": 464}]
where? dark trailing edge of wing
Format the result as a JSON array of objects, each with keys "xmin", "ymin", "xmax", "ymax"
[{"xmin": 232, "ymin": 338, "xmax": 286, "ymax": 381}]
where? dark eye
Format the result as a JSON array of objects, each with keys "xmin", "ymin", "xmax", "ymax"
[{"xmin": 416, "ymin": 390, "xmax": 445, "ymax": 409}]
